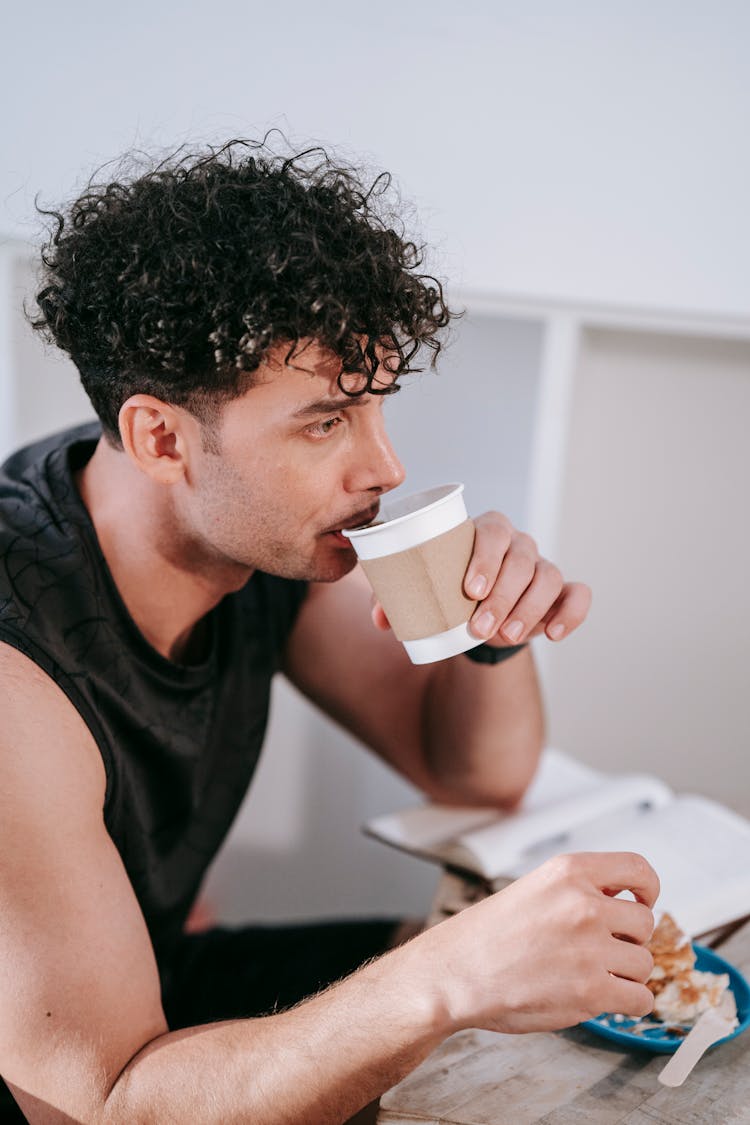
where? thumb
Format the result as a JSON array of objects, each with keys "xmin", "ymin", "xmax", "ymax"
[{"xmin": 371, "ymin": 599, "xmax": 392, "ymax": 631}]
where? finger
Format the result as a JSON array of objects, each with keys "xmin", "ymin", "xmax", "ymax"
[
  {"xmin": 600, "ymin": 976, "xmax": 655, "ymax": 1019},
  {"xmin": 577, "ymin": 852, "xmax": 661, "ymax": 909},
  {"xmin": 527, "ymin": 582, "xmax": 592, "ymax": 642},
  {"xmin": 494, "ymin": 559, "xmax": 564, "ymax": 644},
  {"xmin": 603, "ymin": 898, "xmax": 655, "ymax": 946},
  {"xmin": 370, "ymin": 600, "xmax": 391, "ymax": 631},
  {"xmin": 607, "ymin": 937, "xmax": 654, "ymax": 983},
  {"xmin": 469, "ymin": 532, "xmax": 539, "ymax": 640},
  {"xmin": 463, "ymin": 512, "xmax": 514, "ymax": 600}
]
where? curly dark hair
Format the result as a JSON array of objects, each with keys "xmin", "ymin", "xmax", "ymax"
[{"xmin": 30, "ymin": 137, "xmax": 455, "ymax": 446}]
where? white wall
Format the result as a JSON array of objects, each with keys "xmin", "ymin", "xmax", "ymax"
[
  {"xmin": 2, "ymin": 3, "xmax": 748, "ymax": 921},
  {"xmin": 0, "ymin": 248, "xmax": 95, "ymax": 458},
  {"xmin": 3, "ymin": 1, "xmax": 749, "ymax": 314},
  {"xmin": 544, "ymin": 323, "xmax": 750, "ymax": 816}
]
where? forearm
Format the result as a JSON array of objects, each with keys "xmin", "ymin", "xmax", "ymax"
[
  {"xmin": 410, "ymin": 507, "xmax": 590, "ymax": 807},
  {"xmin": 421, "ymin": 645, "xmax": 545, "ymax": 806},
  {"xmin": 101, "ymin": 941, "xmax": 448, "ymax": 1125},
  {"xmin": 103, "ymin": 853, "xmax": 658, "ymax": 1125}
]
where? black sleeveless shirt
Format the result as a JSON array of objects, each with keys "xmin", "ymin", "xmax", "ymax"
[{"xmin": 0, "ymin": 423, "xmax": 307, "ymax": 969}]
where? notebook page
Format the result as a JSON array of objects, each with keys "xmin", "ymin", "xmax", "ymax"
[
  {"xmin": 508, "ymin": 794, "xmax": 750, "ymax": 937},
  {"xmin": 457, "ymin": 773, "xmax": 673, "ymax": 878}
]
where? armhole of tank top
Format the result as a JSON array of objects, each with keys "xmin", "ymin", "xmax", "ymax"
[{"xmin": 0, "ymin": 625, "xmax": 117, "ymax": 810}]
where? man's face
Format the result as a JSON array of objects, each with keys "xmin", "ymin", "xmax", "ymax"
[{"xmin": 184, "ymin": 341, "xmax": 406, "ymax": 582}]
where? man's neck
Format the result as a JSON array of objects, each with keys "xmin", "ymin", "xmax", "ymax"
[{"xmin": 76, "ymin": 439, "xmax": 251, "ymax": 664}]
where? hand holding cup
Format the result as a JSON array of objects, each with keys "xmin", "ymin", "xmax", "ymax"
[{"xmin": 345, "ymin": 484, "xmax": 592, "ymax": 662}]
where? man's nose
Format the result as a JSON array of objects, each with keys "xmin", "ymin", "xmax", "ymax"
[{"xmin": 350, "ymin": 417, "xmax": 406, "ymax": 495}]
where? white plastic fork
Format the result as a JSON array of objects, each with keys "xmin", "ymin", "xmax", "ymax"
[{"xmin": 658, "ymin": 990, "xmax": 738, "ymax": 1087}]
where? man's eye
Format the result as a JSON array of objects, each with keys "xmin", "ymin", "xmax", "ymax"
[{"xmin": 309, "ymin": 416, "xmax": 343, "ymax": 438}]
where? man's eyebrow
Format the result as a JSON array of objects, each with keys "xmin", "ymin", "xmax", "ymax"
[{"xmin": 292, "ymin": 397, "xmax": 370, "ymax": 418}]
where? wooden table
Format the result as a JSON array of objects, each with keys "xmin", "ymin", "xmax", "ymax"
[{"xmin": 377, "ymin": 875, "xmax": 750, "ymax": 1125}]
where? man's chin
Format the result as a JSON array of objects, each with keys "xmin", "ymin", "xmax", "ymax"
[
  {"xmin": 261, "ymin": 537, "xmax": 358, "ymax": 583},
  {"xmin": 308, "ymin": 545, "xmax": 358, "ymax": 583}
]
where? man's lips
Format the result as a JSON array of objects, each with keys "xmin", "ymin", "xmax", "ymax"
[{"xmin": 324, "ymin": 503, "xmax": 381, "ymax": 535}]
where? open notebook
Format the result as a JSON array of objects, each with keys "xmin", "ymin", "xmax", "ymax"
[{"xmin": 364, "ymin": 749, "xmax": 750, "ymax": 939}]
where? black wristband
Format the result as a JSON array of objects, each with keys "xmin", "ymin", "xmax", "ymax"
[{"xmin": 463, "ymin": 641, "xmax": 528, "ymax": 665}]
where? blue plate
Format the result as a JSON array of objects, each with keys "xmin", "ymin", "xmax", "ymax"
[{"xmin": 582, "ymin": 944, "xmax": 750, "ymax": 1054}]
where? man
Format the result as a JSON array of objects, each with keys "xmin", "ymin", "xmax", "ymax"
[{"xmin": 0, "ymin": 140, "xmax": 658, "ymax": 1123}]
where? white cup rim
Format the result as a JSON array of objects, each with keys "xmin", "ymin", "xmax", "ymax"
[{"xmin": 342, "ymin": 483, "xmax": 464, "ymax": 540}]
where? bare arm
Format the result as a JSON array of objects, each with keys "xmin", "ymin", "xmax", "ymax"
[
  {"xmin": 285, "ymin": 511, "xmax": 590, "ymax": 806},
  {"xmin": 0, "ymin": 644, "xmax": 654, "ymax": 1125},
  {"xmin": 284, "ymin": 567, "xmax": 543, "ymax": 805},
  {"xmin": 0, "ymin": 644, "xmax": 445, "ymax": 1124}
]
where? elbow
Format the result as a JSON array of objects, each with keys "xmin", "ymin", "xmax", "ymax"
[
  {"xmin": 422, "ymin": 730, "xmax": 545, "ymax": 810},
  {"xmin": 98, "ymin": 1070, "xmax": 135, "ymax": 1125},
  {"xmin": 97, "ymin": 1031, "xmax": 165, "ymax": 1125},
  {"xmin": 498, "ymin": 731, "xmax": 545, "ymax": 807}
]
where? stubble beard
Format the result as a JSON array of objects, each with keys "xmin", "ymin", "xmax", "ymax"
[
  {"xmin": 194, "ymin": 462, "xmax": 363, "ymax": 584},
  {"xmin": 256, "ymin": 535, "xmax": 359, "ymax": 583}
]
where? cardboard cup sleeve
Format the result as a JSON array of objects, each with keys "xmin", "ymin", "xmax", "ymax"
[{"xmin": 359, "ymin": 519, "xmax": 478, "ymax": 641}]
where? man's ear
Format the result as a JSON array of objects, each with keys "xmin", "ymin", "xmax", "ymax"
[{"xmin": 118, "ymin": 395, "xmax": 197, "ymax": 484}]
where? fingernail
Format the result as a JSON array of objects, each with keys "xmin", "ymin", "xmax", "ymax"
[
  {"xmin": 548, "ymin": 623, "xmax": 565, "ymax": 640},
  {"xmin": 467, "ymin": 574, "xmax": 487, "ymax": 599},
  {"xmin": 472, "ymin": 611, "xmax": 495, "ymax": 638},
  {"xmin": 504, "ymin": 620, "xmax": 524, "ymax": 642}
]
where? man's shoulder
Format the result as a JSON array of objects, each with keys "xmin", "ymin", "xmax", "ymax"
[
  {"xmin": 0, "ymin": 420, "xmax": 101, "ymax": 484},
  {"xmin": 0, "ymin": 422, "xmax": 101, "ymax": 638}
]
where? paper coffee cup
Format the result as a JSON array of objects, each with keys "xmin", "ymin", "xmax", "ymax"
[{"xmin": 342, "ymin": 483, "xmax": 483, "ymax": 664}]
